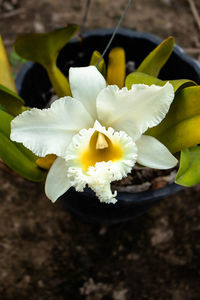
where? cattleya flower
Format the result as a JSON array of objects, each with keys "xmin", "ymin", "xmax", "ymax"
[{"xmin": 10, "ymin": 66, "xmax": 177, "ymax": 204}]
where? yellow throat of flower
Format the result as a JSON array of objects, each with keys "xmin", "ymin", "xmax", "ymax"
[{"xmin": 79, "ymin": 131, "xmax": 123, "ymax": 171}]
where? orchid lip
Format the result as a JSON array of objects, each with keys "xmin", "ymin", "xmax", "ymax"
[
  {"xmin": 65, "ymin": 121, "xmax": 138, "ymax": 203},
  {"xmin": 78, "ymin": 129, "xmax": 124, "ymax": 172}
]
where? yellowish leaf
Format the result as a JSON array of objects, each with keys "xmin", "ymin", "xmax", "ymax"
[
  {"xmin": 0, "ymin": 109, "xmax": 46, "ymax": 182},
  {"xmin": 147, "ymin": 86, "xmax": 200, "ymax": 153},
  {"xmin": 175, "ymin": 146, "xmax": 200, "ymax": 186},
  {"xmin": 106, "ymin": 47, "xmax": 125, "ymax": 88},
  {"xmin": 125, "ymin": 72, "xmax": 196, "ymax": 93},
  {"xmin": 136, "ymin": 36, "xmax": 174, "ymax": 77},
  {"xmin": 90, "ymin": 50, "xmax": 106, "ymax": 77},
  {"xmin": 14, "ymin": 25, "xmax": 80, "ymax": 97},
  {"xmin": 0, "ymin": 84, "xmax": 25, "ymax": 116},
  {"xmin": 0, "ymin": 36, "xmax": 17, "ymax": 93},
  {"xmin": 36, "ymin": 154, "xmax": 57, "ymax": 170}
]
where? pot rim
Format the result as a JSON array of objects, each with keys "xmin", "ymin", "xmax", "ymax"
[
  {"xmin": 16, "ymin": 27, "xmax": 200, "ymax": 90},
  {"xmin": 76, "ymin": 182, "xmax": 184, "ymax": 203},
  {"xmin": 77, "ymin": 27, "xmax": 200, "ymax": 80}
]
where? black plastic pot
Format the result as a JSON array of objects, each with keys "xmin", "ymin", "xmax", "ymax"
[{"xmin": 16, "ymin": 28, "xmax": 200, "ymax": 225}]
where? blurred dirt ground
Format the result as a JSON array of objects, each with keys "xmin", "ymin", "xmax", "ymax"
[{"xmin": 0, "ymin": 0, "xmax": 200, "ymax": 299}]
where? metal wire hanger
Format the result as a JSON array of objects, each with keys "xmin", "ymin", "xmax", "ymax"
[{"xmin": 80, "ymin": 0, "xmax": 134, "ymax": 66}]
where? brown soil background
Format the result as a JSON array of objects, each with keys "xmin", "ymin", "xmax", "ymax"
[{"xmin": 1, "ymin": 0, "xmax": 200, "ymax": 299}]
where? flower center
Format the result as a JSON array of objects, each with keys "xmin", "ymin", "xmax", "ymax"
[
  {"xmin": 65, "ymin": 122, "xmax": 138, "ymax": 203},
  {"xmin": 79, "ymin": 131, "xmax": 123, "ymax": 171}
]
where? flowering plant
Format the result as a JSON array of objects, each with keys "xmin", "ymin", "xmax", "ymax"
[{"xmin": 0, "ymin": 25, "xmax": 200, "ymax": 204}]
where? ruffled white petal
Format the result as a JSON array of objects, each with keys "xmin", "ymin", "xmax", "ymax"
[
  {"xmin": 45, "ymin": 157, "xmax": 70, "ymax": 202},
  {"xmin": 69, "ymin": 66, "xmax": 106, "ymax": 120},
  {"xmin": 87, "ymin": 162, "xmax": 118, "ymax": 203},
  {"xmin": 136, "ymin": 135, "xmax": 178, "ymax": 169},
  {"xmin": 65, "ymin": 121, "xmax": 137, "ymax": 203},
  {"xmin": 67, "ymin": 161, "xmax": 118, "ymax": 204},
  {"xmin": 11, "ymin": 97, "xmax": 94, "ymax": 157},
  {"xmin": 96, "ymin": 82, "xmax": 174, "ymax": 140}
]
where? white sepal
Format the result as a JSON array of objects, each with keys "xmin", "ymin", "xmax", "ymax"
[
  {"xmin": 136, "ymin": 135, "xmax": 178, "ymax": 169},
  {"xmin": 45, "ymin": 157, "xmax": 70, "ymax": 202}
]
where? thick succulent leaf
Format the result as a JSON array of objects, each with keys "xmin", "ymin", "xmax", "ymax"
[
  {"xmin": 147, "ymin": 86, "xmax": 200, "ymax": 153},
  {"xmin": 0, "ymin": 108, "xmax": 12, "ymax": 135},
  {"xmin": 90, "ymin": 50, "xmax": 106, "ymax": 77},
  {"xmin": 136, "ymin": 36, "xmax": 174, "ymax": 77},
  {"xmin": 0, "ymin": 109, "xmax": 46, "ymax": 181},
  {"xmin": 14, "ymin": 25, "xmax": 80, "ymax": 97},
  {"xmin": 106, "ymin": 47, "xmax": 126, "ymax": 88},
  {"xmin": 0, "ymin": 35, "xmax": 17, "ymax": 93},
  {"xmin": 175, "ymin": 146, "xmax": 200, "ymax": 186},
  {"xmin": 0, "ymin": 104, "xmax": 7, "ymax": 112},
  {"xmin": 47, "ymin": 65, "xmax": 72, "ymax": 97},
  {"xmin": 154, "ymin": 115, "xmax": 200, "ymax": 153},
  {"xmin": 14, "ymin": 25, "xmax": 79, "ymax": 64},
  {"xmin": 125, "ymin": 72, "xmax": 196, "ymax": 93},
  {"xmin": 0, "ymin": 131, "xmax": 46, "ymax": 182},
  {"xmin": 0, "ymin": 84, "xmax": 25, "ymax": 116}
]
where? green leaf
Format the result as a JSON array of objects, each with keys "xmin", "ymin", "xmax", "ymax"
[
  {"xmin": 0, "ymin": 84, "xmax": 26, "ymax": 116},
  {"xmin": 0, "ymin": 35, "xmax": 17, "ymax": 93},
  {"xmin": 125, "ymin": 72, "xmax": 196, "ymax": 93},
  {"xmin": 147, "ymin": 86, "xmax": 200, "ymax": 153},
  {"xmin": 0, "ymin": 109, "xmax": 46, "ymax": 181},
  {"xmin": 0, "ymin": 109, "xmax": 37, "ymax": 161},
  {"xmin": 175, "ymin": 146, "xmax": 200, "ymax": 186},
  {"xmin": 9, "ymin": 51, "xmax": 26, "ymax": 67},
  {"xmin": 136, "ymin": 36, "xmax": 175, "ymax": 77},
  {"xmin": 0, "ymin": 131, "xmax": 46, "ymax": 182},
  {"xmin": 106, "ymin": 47, "xmax": 126, "ymax": 88},
  {"xmin": 14, "ymin": 25, "xmax": 79, "ymax": 67},
  {"xmin": 0, "ymin": 108, "xmax": 12, "ymax": 136},
  {"xmin": 0, "ymin": 104, "xmax": 7, "ymax": 112},
  {"xmin": 90, "ymin": 50, "xmax": 106, "ymax": 77},
  {"xmin": 14, "ymin": 25, "xmax": 79, "ymax": 97}
]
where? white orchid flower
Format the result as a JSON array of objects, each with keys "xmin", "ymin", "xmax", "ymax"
[{"xmin": 11, "ymin": 66, "xmax": 177, "ymax": 204}]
